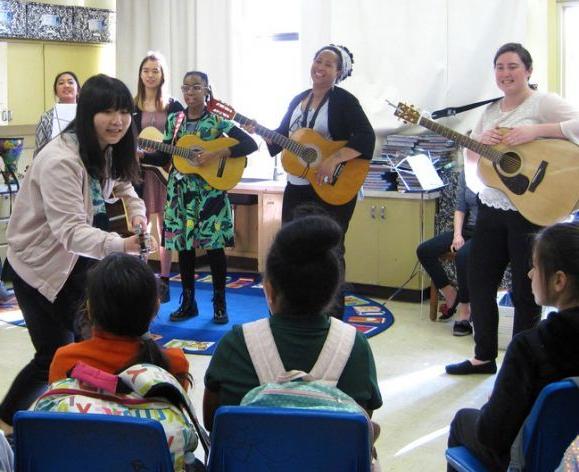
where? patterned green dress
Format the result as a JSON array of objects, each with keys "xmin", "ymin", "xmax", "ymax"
[{"xmin": 163, "ymin": 111, "xmax": 235, "ymax": 251}]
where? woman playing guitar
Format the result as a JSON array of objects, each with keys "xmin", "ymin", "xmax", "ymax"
[
  {"xmin": 245, "ymin": 44, "xmax": 375, "ymax": 319},
  {"xmin": 145, "ymin": 71, "xmax": 257, "ymax": 325},
  {"xmin": 446, "ymin": 43, "xmax": 579, "ymax": 376},
  {"xmin": 134, "ymin": 51, "xmax": 184, "ymax": 304}
]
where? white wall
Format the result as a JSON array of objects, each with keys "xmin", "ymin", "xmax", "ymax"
[{"xmin": 116, "ymin": 0, "xmax": 548, "ymax": 147}]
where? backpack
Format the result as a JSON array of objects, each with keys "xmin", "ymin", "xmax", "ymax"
[
  {"xmin": 31, "ymin": 362, "xmax": 208, "ymax": 472},
  {"xmin": 240, "ymin": 317, "xmax": 363, "ymax": 413},
  {"xmin": 241, "ymin": 317, "xmax": 380, "ymax": 471}
]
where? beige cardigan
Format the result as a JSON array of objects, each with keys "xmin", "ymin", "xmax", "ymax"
[{"xmin": 7, "ymin": 133, "xmax": 146, "ymax": 302}]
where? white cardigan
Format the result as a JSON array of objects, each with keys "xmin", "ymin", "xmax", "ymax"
[{"xmin": 7, "ymin": 133, "xmax": 145, "ymax": 302}]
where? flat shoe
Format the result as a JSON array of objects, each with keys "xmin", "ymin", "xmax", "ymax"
[
  {"xmin": 445, "ymin": 360, "xmax": 497, "ymax": 375},
  {"xmin": 439, "ymin": 297, "xmax": 459, "ymax": 321}
]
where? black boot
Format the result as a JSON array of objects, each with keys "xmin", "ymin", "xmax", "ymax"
[
  {"xmin": 159, "ymin": 277, "xmax": 171, "ymax": 304},
  {"xmin": 170, "ymin": 289, "xmax": 199, "ymax": 321},
  {"xmin": 212, "ymin": 289, "xmax": 229, "ymax": 324}
]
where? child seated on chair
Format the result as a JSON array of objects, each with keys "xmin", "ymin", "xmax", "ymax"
[
  {"xmin": 447, "ymin": 222, "xmax": 579, "ymax": 471},
  {"xmin": 203, "ymin": 214, "xmax": 383, "ymax": 429},
  {"xmin": 49, "ymin": 253, "xmax": 191, "ymax": 389}
]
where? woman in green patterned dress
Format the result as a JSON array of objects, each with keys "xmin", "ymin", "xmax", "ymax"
[{"xmin": 146, "ymin": 71, "xmax": 257, "ymax": 324}]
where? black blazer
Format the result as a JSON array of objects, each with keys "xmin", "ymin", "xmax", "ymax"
[{"xmin": 267, "ymin": 86, "xmax": 375, "ymax": 160}]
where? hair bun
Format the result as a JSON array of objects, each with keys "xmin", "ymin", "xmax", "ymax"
[{"xmin": 277, "ymin": 215, "xmax": 341, "ymax": 264}]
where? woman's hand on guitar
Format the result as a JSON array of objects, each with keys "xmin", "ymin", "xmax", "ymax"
[
  {"xmin": 478, "ymin": 128, "xmax": 503, "ymax": 146},
  {"xmin": 316, "ymin": 155, "xmax": 339, "ymax": 186},
  {"xmin": 197, "ymin": 149, "xmax": 228, "ymax": 166},
  {"xmin": 241, "ymin": 120, "xmax": 257, "ymax": 134},
  {"xmin": 501, "ymin": 126, "xmax": 537, "ymax": 146}
]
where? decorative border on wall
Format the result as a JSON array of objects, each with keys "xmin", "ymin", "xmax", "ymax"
[
  {"xmin": 0, "ymin": 1, "xmax": 114, "ymax": 43},
  {"xmin": 0, "ymin": 0, "xmax": 26, "ymax": 38},
  {"xmin": 72, "ymin": 7, "xmax": 114, "ymax": 43},
  {"xmin": 26, "ymin": 2, "xmax": 74, "ymax": 41}
]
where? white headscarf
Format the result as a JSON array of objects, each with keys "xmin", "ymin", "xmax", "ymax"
[{"xmin": 318, "ymin": 44, "xmax": 353, "ymax": 83}]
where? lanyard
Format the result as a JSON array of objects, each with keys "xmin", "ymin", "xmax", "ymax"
[{"xmin": 301, "ymin": 90, "xmax": 330, "ymax": 129}]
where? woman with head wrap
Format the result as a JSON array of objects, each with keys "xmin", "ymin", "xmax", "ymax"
[{"xmin": 246, "ymin": 44, "xmax": 375, "ymax": 319}]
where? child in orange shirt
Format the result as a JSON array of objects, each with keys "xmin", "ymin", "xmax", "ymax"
[{"xmin": 49, "ymin": 253, "xmax": 191, "ymax": 389}]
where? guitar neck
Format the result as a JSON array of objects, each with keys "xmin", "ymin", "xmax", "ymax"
[
  {"xmin": 138, "ymin": 138, "xmax": 197, "ymax": 158},
  {"xmin": 417, "ymin": 115, "xmax": 502, "ymax": 163},
  {"xmin": 230, "ymin": 111, "xmax": 307, "ymax": 156}
]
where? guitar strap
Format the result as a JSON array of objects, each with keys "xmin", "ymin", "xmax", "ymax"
[
  {"xmin": 430, "ymin": 97, "xmax": 501, "ymax": 120},
  {"xmin": 172, "ymin": 111, "xmax": 186, "ymax": 144},
  {"xmin": 301, "ymin": 90, "xmax": 331, "ymax": 129}
]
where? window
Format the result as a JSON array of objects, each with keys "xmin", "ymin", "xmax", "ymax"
[
  {"xmin": 560, "ymin": 1, "xmax": 579, "ymax": 107},
  {"xmin": 230, "ymin": 0, "xmax": 302, "ymax": 178}
]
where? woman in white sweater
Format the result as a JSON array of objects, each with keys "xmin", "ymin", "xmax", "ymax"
[
  {"xmin": 0, "ymin": 74, "xmax": 155, "ymax": 436},
  {"xmin": 446, "ymin": 43, "xmax": 579, "ymax": 375}
]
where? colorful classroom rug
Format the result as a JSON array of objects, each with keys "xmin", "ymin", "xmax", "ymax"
[
  {"xmin": 149, "ymin": 272, "xmax": 394, "ymax": 355},
  {"xmin": 0, "ymin": 272, "xmax": 395, "ymax": 356}
]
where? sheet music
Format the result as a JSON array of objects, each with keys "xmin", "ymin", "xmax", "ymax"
[
  {"xmin": 404, "ymin": 153, "xmax": 444, "ymax": 190},
  {"xmin": 51, "ymin": 104, "xmax": 77, "ymax": 138}
]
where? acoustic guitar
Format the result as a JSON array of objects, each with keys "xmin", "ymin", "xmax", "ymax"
[
  {"xmin": 138, "ymin": 127, "xmax": 247, "ymax": 191},
  {"xmin": 207, "ymin": 98, "xmax": 369, "ymax": 206},
  {"xmin": 390, "ymin": 101, "xmax": 579, "ymax": 226}
]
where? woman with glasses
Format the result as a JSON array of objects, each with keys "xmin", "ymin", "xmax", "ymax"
[
  {"xmin": 134, "ymin": 52, "xmax": 184, "ymax": 304},
  {"xmin": 145, "ymin": 71, "xmax": 257, "ymax": 324}
]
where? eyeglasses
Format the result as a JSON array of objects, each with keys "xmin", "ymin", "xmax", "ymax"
[{"xmin": 181, "ymin": 84, "xmax": 207, "ymax": 93}]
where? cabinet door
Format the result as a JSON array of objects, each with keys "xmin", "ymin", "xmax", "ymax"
[
  {"xmin": 7, "ymin": 42, "xmax": 44, "ymax": 126},
  {"xmin": 377, "ymin": 198, "xmax": 436, "ymax": 289},
  {"xmin": 345, "ymin": 198, "xmax": 379, "ymax": 284},
  {"xmin": 0, "ymin": 43, "xmax": 7, "ymax": 125},
  {"xmin": 43, "ymin": 43, "xmax": 115, "ymax": 111}
]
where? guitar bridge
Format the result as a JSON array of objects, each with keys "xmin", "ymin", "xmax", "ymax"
[{"xmin": 528, "ymin": 161, "xmax": 548, "ymax": 193}]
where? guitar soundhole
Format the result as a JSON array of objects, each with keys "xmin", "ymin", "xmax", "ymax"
[
  {"xmin": 498, "ymin": 152, "xmax": 521, "ymax": 175},
  {"xmin": 301, "ymin": 147, "xmax": 318, "ymax": 165}
]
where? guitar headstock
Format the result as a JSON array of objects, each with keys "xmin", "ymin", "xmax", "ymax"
[
  {"xmin": 392, "ymin": 102, "xmax": 421, "ymax": 125},
  {"xmin": 207, "ymin": 98, "xmax": 236, "ymax": 120}
]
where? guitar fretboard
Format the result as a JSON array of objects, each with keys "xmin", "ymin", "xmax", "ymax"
[
  {"xmin": 417, "ymin": 116, "xmax": 503, "ymax": 163},
  {"xmin": 138, "ymin": 138, "xmax": 201, "ymax": 160},
  {"xmin": 230, "ymin": 111, "xmax": 307, "ymax": 157}
]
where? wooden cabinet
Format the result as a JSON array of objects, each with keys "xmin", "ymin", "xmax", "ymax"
[
  {"xmin": 2, "ymin": 42, "xmax": 44, "ymax": 126},
  {"xmin": 42, "ymin": 43, "xmax": 115, "ymax": 110},
  {"xmin": 0, "ymin": 40, "xmax": 114, "ymax": 127},
  {"xmin": 345, "ymin": 193, "xmax": 437, "ymax": 290},
  {"xmin": 226, "ymin": 181, "xmax": 284, "ymax": 272}
]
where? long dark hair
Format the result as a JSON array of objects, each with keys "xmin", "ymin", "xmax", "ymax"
[
  {"xmin": 533, "ymin": 222, "xmax": 579, "ymax": 300},
  {"xmin": 265, "ymin": 214, "xmax": 342, "ymax": 316},
  {"xmin": 85, "ymin": 253, "xmax": 192, "ymax": 385},
  {"xmin": 66, "ymin": 74, "xmax": 140, "ymax": 182},
  {"xmin": 135, "ymin": 51, "xmax": 167, "ymax": 112}
]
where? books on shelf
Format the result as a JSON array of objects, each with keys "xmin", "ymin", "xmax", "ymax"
[{"xmin": 366, "ymin": 132, "xmax": 457, "ymax": 193}]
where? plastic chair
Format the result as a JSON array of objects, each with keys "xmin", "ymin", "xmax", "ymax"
[
  {"xmin": 13, "ymin": 411, "xmax": 174, "ymax": 472},
  {"xmin": 207, "ymin": 406, "xmax": 372, "ymax": 472},
  {"xmin": 446, "ymin": 378, "xmax": 579, "ymax": 471}
]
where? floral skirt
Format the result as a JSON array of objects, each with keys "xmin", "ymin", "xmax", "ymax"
[{"xmin": 164, "ymin": 172, "xmax": 234, "ymax": 251}]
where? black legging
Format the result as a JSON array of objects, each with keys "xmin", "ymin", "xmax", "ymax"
[
  {"xmin": 468, "ymin": 204, "xmax": 542, "ymax": 361},
  {"xmin": 178, "ymin": 248, "xmax": 226, "ymax": 292},
  {"xmin": 417, "ymin": 229, "xmax": 472, "ymax": 303},
  {"xmin": 0, "ymin": 258, "xmax": 93, "ymax": 425}
]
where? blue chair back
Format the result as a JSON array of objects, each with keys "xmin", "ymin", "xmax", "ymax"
[
  {"xmin": 13, "ymin": 411, "xmax": 174, "ymax": 472},
  {"xmin": 446, "ymin": 378, "xmax": 579, "ymax": 472},
  {"xmin": 207, "ymin": 406, "xmax": 372, "ymax": 472},
  {"xmin": 520, "ymin": 378, "xmax": 579, "ymax": 471}
]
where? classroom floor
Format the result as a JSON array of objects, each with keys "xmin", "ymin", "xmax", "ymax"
[{"xmin": 0, "ymin": 298, "xmax": 504, "ymax": 471}]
